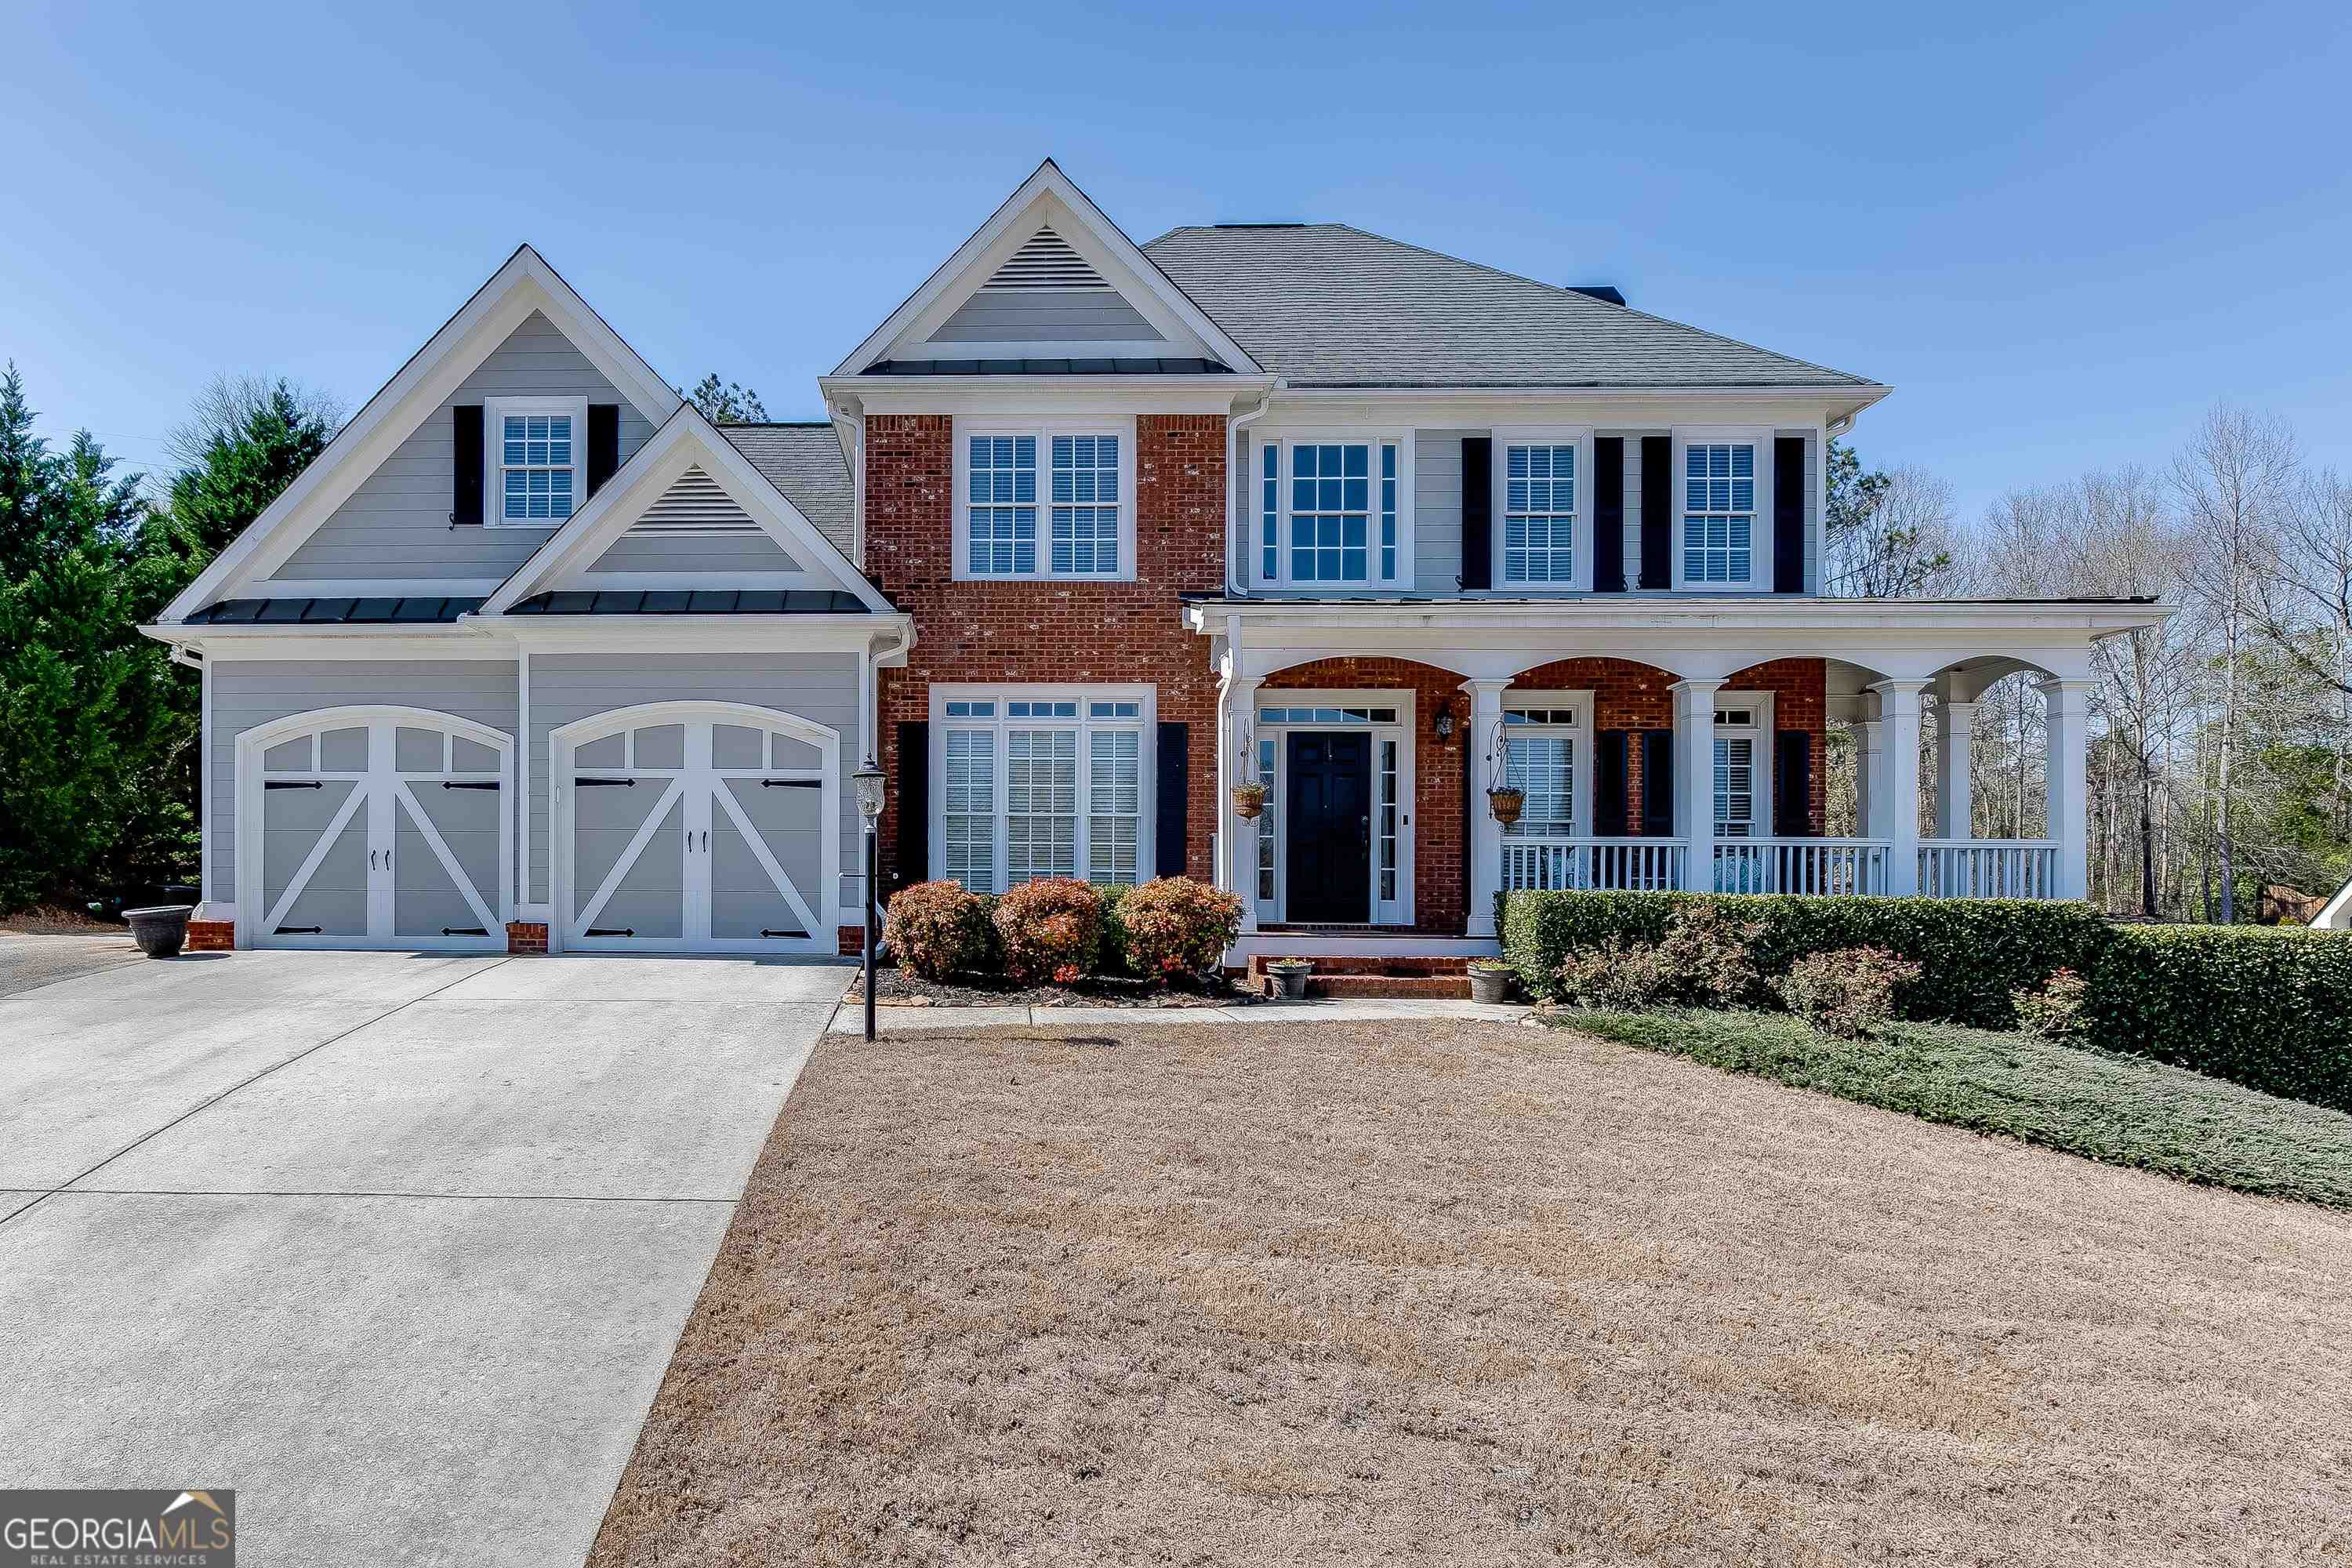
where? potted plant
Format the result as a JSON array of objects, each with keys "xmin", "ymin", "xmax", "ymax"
[
  {"xmin": 1232, "ymin": 781, "xmax": 1267, "ymax": 820},
  {"xmin": 1486, "ymin": 786, "xmax": 1526, "ymax": 826},
  {"xmin": 1467, "ymin": 958, "xmax": 1514, "ymax": 1004},
  {"xmin": 122, "ymin": 904, "xmax": 195, "ymax": 958},
  {"xmin": 1262, "ymin": 956, "xmax": 1312, "ymax": 1000}
]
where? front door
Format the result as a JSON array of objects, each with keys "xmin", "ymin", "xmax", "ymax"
[{"xmin": 1284, "ymin": 731, "xmax": 1372, "ymax": 923}]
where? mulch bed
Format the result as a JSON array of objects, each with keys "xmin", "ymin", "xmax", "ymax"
[{"xmin": 844, "ymin": 966, "xmax": 1256, "ymax": 1008}]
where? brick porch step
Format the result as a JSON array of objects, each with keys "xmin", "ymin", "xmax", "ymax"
[{"xmin": 1303, "ymin": 973, "xmax": 1472, "ymax": 1000}]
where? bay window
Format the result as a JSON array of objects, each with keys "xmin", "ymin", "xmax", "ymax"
[
  {"xmin": 956, "ymin": 423, "xmax": 1133, "ymax": 580},
  {"xmin": 1250, "ymin": 435, "xmax": 1409, "ymax": 589},
  {"xmin": 932, "ymin": 689, "xmax": 1152, "ymax": 891}
]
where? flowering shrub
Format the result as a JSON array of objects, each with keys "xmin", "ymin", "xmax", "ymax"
[
  {"xmin": 1775, "ymin": 946, "xmax": 1922, "ymax": 1038},
  {"xmin": 2012, "ymin": 967, "xmax": 2089, "ymax": 1040},
  {"xmin": 993, "ymin": 878, "xmax": 1104, "ymax": 984},
  {"xmin": 1119, "ymin": 877, "xmax": 1244, "ymax": 983},
  {"xmin": 886, "ymin": 880, "xmax": 992, "ymax": 981},
  {"xmin": 1555, "ymin": 936, "xmax": 1680, "ymax": 1009},
  {"xmin": 1554, "ymin": 902, "xmax": 1763, "ymax": 1011}
]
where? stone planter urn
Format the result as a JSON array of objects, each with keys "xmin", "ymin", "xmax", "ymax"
[
  {"xmin": 122, "ymin": 904, "xmax": 194, "ymax": 958},
  {"xmin": 1263, "ymin": 958, "xmax": 1312, "ymax": 1000},
  {"xmin": 1468, "ymin": 964, "xmax": 1513, "ymax": 1004}
]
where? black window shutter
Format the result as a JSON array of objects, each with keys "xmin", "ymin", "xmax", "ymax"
[
  {"xmin": 1639, "ymin": 435, "xmax": 1671, "ymax": 589},
  {"xmin": 452, "ymin": 405, "xmax": 484, "ymax": 527},
  {"xmin": 895, "ymin": 721, "xmax": 928, "ymax": 887},
  {"xmin": 588, "ymin": 405, "xmax": 620, "ymax": 497},
  {"xmin": 1639, "ymin": 730, "xmax": 1675, "ymax": 837},
  {"xmin": 1155, "ymin": 721, "xmax": 1189, "ymax": 879},
  {"xmin": 1592, "ymin": 437, "xmax": 1624, "ymax": 593},
  {"xmin": 1460, "ymin": 437, "xmax": 1492, "ymax": 590},
  {"xmin": 1595, "ymin": 730, "xmax": 1630, "ymax": 836},
  {"xmin": 1774, "ymin": 730, "xmax": 1813, "ymax": 837},
  {"xmin": 1773, "ymin": 435, "xmax": 1805, "ymax": 593}
]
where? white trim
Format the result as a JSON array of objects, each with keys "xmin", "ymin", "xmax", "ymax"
[
  {"xmin": 927, "ymin": 683, "xmax": 1158, "ymax": 893},
  {"xmin": 482, "ymin": 396, "xmax": 589, "ymax": 529},
  {"xmin": 1490, "ymin": 427, "xmax": 1594, "ymax": 593},
  {"xmin": 517, "ymin": 644, "xmax": 531, "ymax": 911},
  {"xmin": 1671, "ymin": 426, "xmax": 1775, "ymax": 593},
  {"xmin": 160, "ymin": 245, "xmax": 681, "ymax": 622},
  {"xmin": 950, "ymin": 417, "xmax": 1137, "ymax": 583},
  {"xmin": 1247, "ymin": 430, "xmax": 1415, "ymax": 591},
  {"xmin": 834, "ymin": 160, "xmax": 1260, "ymax": 377},
  {"xmin": 2314, "ymin": 873, "xmax": 2352, "ymax": 930},
  {"xmin": 198, "ymin": 655, "xmax": 214, "ymax": 905},
  {"xmin": 1248, "ymin": 688, "xmax": 1416, "ymax": 927}
]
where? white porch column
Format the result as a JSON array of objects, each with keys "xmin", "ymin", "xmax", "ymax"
[
  {"xmin": 1671, "ymin": 680, "xmax": 1722, "ymax": 892},
  {"xmin": 1463, "ymin": 677, "xmax": 1511, "ymax": 938},
  {"xmin": 1934, "ymin": 701, "xmax": 1979, "ymax": 840},
  {"xmin": 1871, "ymin": 680, "xmax": 1929, "ymax": 895},
  {"xmin": 1853, "ymin": 713, "xmax": 1882, "ymax": 849},
  {"xmin": 2038, "ymin": 678, "xmax": 2093, "ymax": 901},
  {"xmin": 1227, "ymin": 673, "xmax": 1263, "ymax": 931}
]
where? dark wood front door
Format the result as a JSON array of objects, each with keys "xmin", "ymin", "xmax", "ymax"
[{"xmin": 1284, "ymin": 731, "xmax": 1372, "ymax": 923}]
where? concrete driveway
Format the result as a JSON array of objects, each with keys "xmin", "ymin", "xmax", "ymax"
[{"xmin": 0, "ymin": 948, "xmax": 850, "ymax": 1566}]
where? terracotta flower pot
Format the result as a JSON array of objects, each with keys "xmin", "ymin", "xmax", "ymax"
[
  {"xmin": 122, "ymin": 904, "xmax": 194, "ymax": 959},
  {"xmin": 1486, "ymin": 787, "xmax": 1526, "ymax": 826}
]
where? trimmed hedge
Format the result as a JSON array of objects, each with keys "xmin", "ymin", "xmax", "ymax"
[
  {"xmin": 1501, "ymin": 891, "xmax": 2114, "ymax": 1030},
  {"xmin": 2085, "ymin": 927, "xmax": 2352, "ymax": 1113}
]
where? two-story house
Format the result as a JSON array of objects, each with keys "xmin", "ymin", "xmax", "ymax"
[{"xmin": 147, "ymin": 160, "xmax": 2164, "ymax": 960}]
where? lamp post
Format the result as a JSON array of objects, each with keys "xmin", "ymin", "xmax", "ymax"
[{"xmin": 852, "ymin": 758, "xmax": 885, "ymax": 1042}]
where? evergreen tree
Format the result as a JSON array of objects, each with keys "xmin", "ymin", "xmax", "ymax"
[{"xmin": 681, "ymin": 373, "xmax": 769, "ymax": 424}]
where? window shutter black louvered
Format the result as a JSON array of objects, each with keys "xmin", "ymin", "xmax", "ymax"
[
  {"xmin": 452, "ymin": 405, "xmax": 484, "ymax": 527},
  {"xmin": 1592, "ymin": 437, "xmax": 1625, "ymax": 593},
  {"xmin": 895, "ymin": 721, "xmax": 928, "ymax": 888},
  {"xmin": 1460, "ymin": 437, "xmax": 1492, "ymax": 590},
  {"xmin": 1773, "ymin": 436, "xmax": 1805, "ymax": 593},
  {"xmin": 1639, "ymin": 730, "xmax": 1675, "ymax": 837},
  {"xmin": 1774, "ymin": 730, "xmax": 1813, "ymax": 837},
  {"xmin": 588, "ymin": 405, "xmax": 620, "ymax": 497},
  {"xmin": 1639, "ymin": 435, "xmax": 1671, "ymax": 589},
  {"xmin": 1155, "ymin": 721, "xmax": 1189, "ymax": 878},
  {"xmin": 1595, "ymin": 730, "xmax": 1630, "ymax": 836}
]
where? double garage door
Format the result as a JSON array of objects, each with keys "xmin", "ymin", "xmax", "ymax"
[{"xmin": 242, "ymin": 703, "xmax": 836, "ymax": 955}]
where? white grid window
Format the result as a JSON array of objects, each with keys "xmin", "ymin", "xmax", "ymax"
[
  {"xmin": 486, "ymin": 397, "xmax": 587, "ymax": 527},
  {"xmin": 1504, "ymin": 732, "xmax": 1577, "ymax": 839},
  {"xmin": 968, "ymin": 435, "xmax": 1037, "ymax": 574},
  {"xmin": 1256, "ymin": 439, "xmax": 1405, "ymax": 586},
  {"xmin": 1377, "ymin": 738, "xmax": 1399, "ymax": 901},
  {"xmin": 1051, "ymin": 435, "xmax": 1120, "ymax": 574},
  {"xmin": 1715, "ymin": 707, "xmax": 1757, "ymax": 837},
  {"xmin": 1379, "ymin": 445, "xmax": 1399, "ymax": 580},
  {"xmin": 1256, "ymin": 738, "xmax": 1276, "ymax": 902},
  {"xmin": 1260, "ymin": 442, "xmax": 1279, "ymax": 581},
  {"xmin": 1503, "ymin": 444, "xmax": 1577, "ymax": 583},
  {"xmin": 1684, "ymin": 443, "xmax": 1755, "ymax": 584},
  {"xmin": 935, "ymin": 693, "xmax": 1149, "ymax": 891}
]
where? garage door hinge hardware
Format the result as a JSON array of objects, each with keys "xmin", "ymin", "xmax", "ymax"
[
  {"xmin": 265, "ymin": 779, "xmax": 325, "ymax": 789},
  {"xmin": 441, "ymin": 927, "xmax": 488, "ymax": 937},
  {"xmin": 440, "ymin": 780, "xmax": 499, "ymax": 790},
  {"xmin": 275, "ymin": 925, "xmax": 323, "ymax": 935},
  {"xmin": 575, "ymin": 777, "xmax": 635, "ymax": 787},
  {"xmin": 760, "ymin": 778, "xmax": 822, "ymax": 789},
  {"xmin": 586, "ymin": 927, "xmax": 635, "ymax": 937},
  {"xmin": 761, "ymin": 929, "xmax": 808, "ymax": 938}
]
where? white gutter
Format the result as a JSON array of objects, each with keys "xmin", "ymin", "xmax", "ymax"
[{"xmin": 1225, "ymin": 388, "xmax": 1276, "ymax": 599}]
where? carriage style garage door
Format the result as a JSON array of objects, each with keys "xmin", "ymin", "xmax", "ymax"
[
  {"xmin": 555, "ymin": 703, "xmax": 838, "ymax": 955},
  {"xmin": 238, "ymin": 707, "xmax": 513, "ymax": 951}
]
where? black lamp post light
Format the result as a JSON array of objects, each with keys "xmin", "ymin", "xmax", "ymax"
[{"xmin": 852, "ymin": 757, "xmax": 885, "ymax": 1041}]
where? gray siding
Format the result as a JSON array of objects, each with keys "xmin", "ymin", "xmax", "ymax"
[
  {"xmin": 1413, "ymin": 430, "xmax": 1472, "ymax": 590},
  {"xmin": 276, "ymin": 312, "xmax": 656, "ymax": 583},
  {"xmin": 930, "ymin": 288, "xmax": 1161, "ymax": 344},
  {"xmin": 587, "ymin": 531, "xmax": 804, "ymax": 574},
  {"xmin": 209, "ymin": 659, "xmax": 519, "ymax": 907},
  {"xmin": 525, "ymin": 653, "xmax": 861, "ymax": 909}
]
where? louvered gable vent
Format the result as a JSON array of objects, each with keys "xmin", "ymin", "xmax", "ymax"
[
  {"xmin": 983, "ymin": 227, "xmax": 1108, "ymax": 291},
  {"xmin": 626, "ymin": 466, "xmax": 763, "ymax": 538}
]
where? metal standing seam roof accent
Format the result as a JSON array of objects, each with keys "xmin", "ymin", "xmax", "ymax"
[
  {"xmin": 1139, "ymin": 224, "xmax": 1880, "ymax": 390},
  {"xmin": 183, "ymin": 596, "xmax": 486, "ymax": 625},
  {"xmin": 505, "ymin": 589, "xmax": 874, "ymax": 615}
]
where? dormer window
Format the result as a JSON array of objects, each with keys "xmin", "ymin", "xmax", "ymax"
[
  {"xmin": 955, "ymin": 421, "xmax": 1133, "ymax": 580},
  {"xmin": 485, "ymin": 396, "xmax": 587, "ymax": 527}
]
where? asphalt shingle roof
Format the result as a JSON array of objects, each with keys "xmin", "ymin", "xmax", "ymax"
[
  {"xmin": 717, "ymin": 423, "xmax": 855, "ymax": 553},
  {"xmin": 1140, "ymin": 225, "xmax": 1878, "ymax": 390}
]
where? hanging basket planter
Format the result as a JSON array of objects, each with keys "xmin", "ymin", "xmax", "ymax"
[
  {"xmin": 1232, "ymin": 782, "xmax": 1267, "ymax": 820},
  {"xmin": 1486, "ymin": 786, "xmax": 1526, "ymax": 826}
]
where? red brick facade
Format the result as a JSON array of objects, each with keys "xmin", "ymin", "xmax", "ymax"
[
  {"xmin": 505, "ymin": 921, "xmax": 548, "ymax": 954},
  {"xmin": 186, "ymin": 919, "xmax": 234, "ymax": 952},
  {"xmin": 868, "ymin": 413, "xmax": 1225, "ymax": 893}
]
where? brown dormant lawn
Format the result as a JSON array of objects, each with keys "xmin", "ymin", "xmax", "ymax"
[{"xmin": 590, "ymin": 1019, "xmax": 2352, "ymax": 1565}]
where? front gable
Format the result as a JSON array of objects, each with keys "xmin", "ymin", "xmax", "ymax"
[{"xmin": 835, "ymin": 160, "xmax": 1258, "ymax": 376}]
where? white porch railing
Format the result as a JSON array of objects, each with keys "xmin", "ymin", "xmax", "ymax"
[
  {"xmin": 1918, "ymin": 840, "xmax": 2060, "ymax": 900},
  {"xmin": 1502, "ymin": 837, "xmax": 1686, "ymax": 892},
  {"xmin": 1711, "ymin": 838, "xmax": 1889, "ymax": 895}
]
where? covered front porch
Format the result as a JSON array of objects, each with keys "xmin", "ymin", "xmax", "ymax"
[{"xmin": 1189, "ymin": 597, "xmax": 2161, "ymax": 950}]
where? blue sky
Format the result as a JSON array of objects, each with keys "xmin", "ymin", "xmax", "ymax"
[{"xmin": 5, "ymin": 0, "xmax": 2347, "ymax": 525}]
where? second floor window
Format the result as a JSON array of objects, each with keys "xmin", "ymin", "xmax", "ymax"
[
  {"xmin": 960, "ymin": 425, "xmax": 1130, "ymax": 580},
  {"xmin": 1683, "ymin": 442, "xmax": 1755, "ymax": 585},
  {"xmin": 1503, "ymin": 443, "xmax": 1577, "ymax": 583},
  {"xmin": 1255, "ymin": 437, "xmax": 1406, "ymax": 588}
]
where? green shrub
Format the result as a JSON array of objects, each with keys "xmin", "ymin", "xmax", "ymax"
[
  {"xmin": 2084, "ymin": 927, "xmax": 2352, "ymax": 1112},
  {"xmin": 1555, "ymin": 936, "xmax": 1681, "ymax": 1010},
  {"xmin": 1092, "ymin": 883, "xmax": 1137, "ymax": 978},
  {"xmin": 1118, "ymin": 877, "xmax": 1243, "ymax": 983},
  {"xmin": 2013, "ymin": 967, "xmax": 2090, "ymax": 1041},
  {"xmin": 993, "ymin": 878, "xmax": 1104, "ymax": 985},
  {"xmin": 886, "ymin": 880, "xmax": 993, "ymax": 981},
  {"xmin": 1776, "ymin": 947, "xmax": 1921, "ymax": 1038},
  {"xmin": 1554, "ymin": 902, "xmax": 1761, "ymax": 1011},
  {"xmin": 1502, "ymin": 890, "xmax": 2113, "ymax": 1029}
]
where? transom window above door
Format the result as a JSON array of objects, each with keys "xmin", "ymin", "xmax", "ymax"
[
  {"xmin": 955, "ymin": 424, "xmax": 1133, "ymax": 580},
  {"xmin": 1254, "ymin": 437, "xmax": 1406, "ymax": 588},
  {"xmin": 485, "ymin": 396, "xmax": 587, "ymax": 526}
]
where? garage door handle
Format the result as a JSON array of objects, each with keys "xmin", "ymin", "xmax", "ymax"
[
  {"xmin": 586, "ymin": 927, "xmax": 635, "ymax": 937},
  {"xmin": 441, "ymin": 927, "xmax": 488, "ymax": 937},
  {"xmin": 441, "ymin": 780, "xmax": 499, "ymax": 790},
  {"xmin": 760, "ymin": 928, "xmax": 808, "ymax": 938},
  {"xmin": 760, "ymin": 778, "xmax": 821, "ymax": 789},
  {"xmin": 265, "ymin": 779, "xmax": 324, "ymax": 790},
  {"xmin": 575, "ymin": 777, "xmax": 635, "ymax": 787},
  {"xmin": 700, "ymin": 829, "xmax": 709, "ymax": 851},
  {"xmin": 275, "ymin": 925, "xmax": 322, "ymax": 935}
]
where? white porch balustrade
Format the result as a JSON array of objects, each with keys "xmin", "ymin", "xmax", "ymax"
[
  {"xmin": 1499, "ymin": 836, "xmax": 2060, "ymax": 899},
  {"xmin": 1501, "ymin": 837, "xmax": 1686, "ymax": 893},
  {"xmin": 1711, "ymin": 838, "xmax": 1889, "ymax": 895},
  {"xmin": 1916, "ymin": 840, "xmax": 2060, "ymax": 900}
]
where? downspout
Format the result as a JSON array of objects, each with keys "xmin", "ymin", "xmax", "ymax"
[
  {"xmin": 170, "ymin": 644, "xmax": 210, "ymax": 913},
  {"xmin": 1225, "ymin": 390, "xmax": 1274, "ymax": 600}
]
